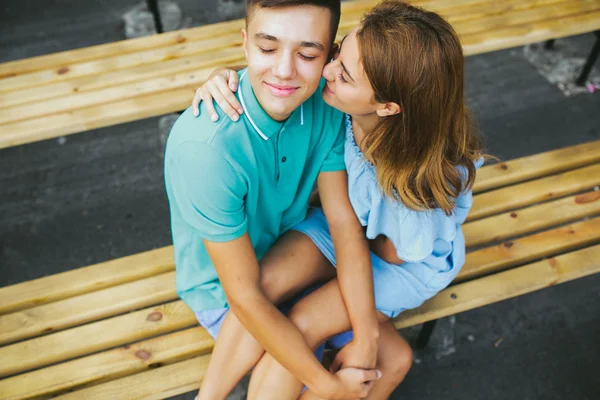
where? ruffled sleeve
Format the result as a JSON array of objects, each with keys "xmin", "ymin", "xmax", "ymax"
[{"xmin": 364, "ymin": 193, "xmax": 460, "ymax": 263}]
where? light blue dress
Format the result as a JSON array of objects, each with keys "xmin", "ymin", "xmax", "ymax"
[{"xmin": 293, "ymin": 115, "xmax": 483, "ymax": 322}]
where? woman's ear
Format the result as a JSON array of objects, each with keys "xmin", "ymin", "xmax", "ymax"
[{"xmin": 376, "ymin": 102, "xmax": 401, "ymax": 117}]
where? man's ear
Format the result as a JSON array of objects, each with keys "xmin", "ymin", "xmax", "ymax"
[
  {"xmin": 241, "ymin": 29, "xmax": 249, "ymax": 60},
  {"xmin": 376, "ymin": 102, "xmax": 401, "ymax": 117}
]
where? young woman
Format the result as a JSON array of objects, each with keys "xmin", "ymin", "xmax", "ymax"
[{"xmin": 193, "ymin": 1, "xmax": 484, "ymax": 399}]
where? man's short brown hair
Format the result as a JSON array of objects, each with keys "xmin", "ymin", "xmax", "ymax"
[{"xmin": 246, "ymin": 0, "xmax": 341, "ymax": 44}]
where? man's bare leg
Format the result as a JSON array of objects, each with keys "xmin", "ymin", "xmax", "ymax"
[
  {"xmin": 246, "ymin": 279, "xmax": 409, "ymax": 400},
  {"xmin": 297, "ymin": 321, "xmax": 412, "ymax": 400},
  {"xmin": 197, "ymin": 231, "xmax": 335, "ymax": 400}
]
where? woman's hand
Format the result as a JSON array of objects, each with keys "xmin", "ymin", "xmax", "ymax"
[{"xmin": 192, "ymin": 68, "xmax": 243, "ymax": 122}]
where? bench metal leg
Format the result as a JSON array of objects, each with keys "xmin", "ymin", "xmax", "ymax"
[
  {"xmin": 147, "ymin": 0, "xmax": 164, "ymax": 34},
  {"xmin": 416, "ymin": 320, "xmax": 438, "ymax": 349},
  {"xmin": 576, "ymin": 31, "xmax": 600, "ymax": 86}
]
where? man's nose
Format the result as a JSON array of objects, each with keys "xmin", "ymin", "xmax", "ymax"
[{"xmin": 273, "ymin": 53, "xmax": 294, "ymax": 80}]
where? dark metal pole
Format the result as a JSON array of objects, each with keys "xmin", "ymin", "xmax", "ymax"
[
  {"xmin": 147, "ymin": 0, "xmax": 164, "ymax": 34},
  {"xmin": 544, "ymin": 39, "xmax": 555, "ymax": 50},
  {"xmin": 416, "ymin": 320, "xmax": 438, "ymax": 349},
  {"xmin": 576, "ymin": 31, "xmax": 600, "ymax": 86}
]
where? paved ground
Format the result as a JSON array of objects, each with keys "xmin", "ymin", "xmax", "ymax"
[{"xmin": 1, "ymin": 1, "xmax": 599, "ymax": 399}]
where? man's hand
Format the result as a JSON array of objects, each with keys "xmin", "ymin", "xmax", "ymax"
[
  {"xmin": 329, "ymin": 339, "xmax": 378, "ymax": 373},
  {"xmin": 326, "ymin": 367, "xmax": 382, "ymax": 400},
  {"xmin": 192, "ymin": 68, "xmax": 242, "ymax": 121}
]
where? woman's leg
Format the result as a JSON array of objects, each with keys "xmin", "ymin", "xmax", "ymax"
[
  {"xmin": 246, "ymin": 278, "xmax": 391, "ymax": 400},
  {"xmin": 297, "ymin": 320, "xmax": 412, "ymax": 400},
  {"xmin": 198, "ymin": 231, "xmax": 336, "ymax": 400}
]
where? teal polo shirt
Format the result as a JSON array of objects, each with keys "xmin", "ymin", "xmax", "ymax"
[{"xmin": 164, "ymin": 69, "xmax": 346, "ymax": 313}]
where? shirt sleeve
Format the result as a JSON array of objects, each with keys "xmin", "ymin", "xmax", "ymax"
[
  {"xmin": 168, "ymin": 141, "xmax": 248, "ymax": 242},
  {"xmin": 320, "ymin": 120, "xmax": 346, "ymax": 173}
]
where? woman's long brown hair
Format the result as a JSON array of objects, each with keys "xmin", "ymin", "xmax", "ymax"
[{"xmin": 357, "ymin": 0, "xmax": 484, "ymax": 215}]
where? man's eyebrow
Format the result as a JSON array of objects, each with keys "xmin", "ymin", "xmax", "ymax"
[
  {"xmin": 338, "ymin": 36, "xmax": 355, "ymax": 82},
  {"xmin": 255, "ymin": 32, "xmax": 278, "ymax": 42},
  {"xmin": 300, "ymin": 41, "xmax": 325, "ymax": 51}
]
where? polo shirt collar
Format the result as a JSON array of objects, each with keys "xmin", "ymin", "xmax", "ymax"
[{"xmin": 238, "ymin": 69, "xmax": 304, "ymax": 140}]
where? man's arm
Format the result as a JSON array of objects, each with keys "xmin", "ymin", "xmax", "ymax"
[
  {"xmin": 318, "ymin": 171, "xmax": 380, "ymax": 362},
  {"xmin": 204, "ymin": 235, "xmax": 353, "ymax": 398}
]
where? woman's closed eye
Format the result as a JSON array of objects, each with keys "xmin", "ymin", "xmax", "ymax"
[{"xmin": 338, "ymin": 72, "xmax": 348, "ymax": 83}]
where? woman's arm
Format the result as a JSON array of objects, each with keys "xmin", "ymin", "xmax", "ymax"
[
  {"xmin": 317, "ymin": 171, "xmax": 380, "ymax": 367},
  {"xmin": 192, "ymin": 66, "xmax": 245, "ymax": 120}
]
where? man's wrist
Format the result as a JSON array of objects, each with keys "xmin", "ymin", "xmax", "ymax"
[{"xmin": 309, "ymin": 371, "xmax": 339, "ymax": 399}]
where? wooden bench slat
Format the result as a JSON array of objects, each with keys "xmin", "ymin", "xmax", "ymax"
[
  {"xmin": 0, "ymin": 20, "xmax": 245, "ymax": 79},
  {"xmin": 2, "ymin": 150, "xmax": 597, "ymax": 315},
  {"xmin": 464, "ymin": 190, "xmax": 600, "ymax": 248},
  {"xmin": 0, "ymin": 301, "xmax": 196, "ymax": 379},
  {"xmin": 2, "ymin": 12, "xmax": 598, "ymax": 148},
  {"xmin": 53, "ymin": 356, "xmax": 209, "ymax": 400},
  {"xmin": 0, "ymin": 33, "xmax": 242, "ymax": 96},
  {"xmin": 459, "ymin": 9, "xmax": 600, "ymax": 56},
  {"xmin": 0, "ymin": 86, "xmax": 194, "ymax": 150},
  {"xmin": 455, "ymin": 0, "xmax": 600, "ymax": 36},
  {"xmin": 395, "ymin": 244, "xmax": 600, "ymax": 329},
  {"xmin": 0, "ymin": 65, "xmax": 229, "ymax": 126},
  {"xmin": 4, "ymin": 218, "xmax": 597, "ymax": 379},
  {"xmin": 0, "ymin": 327, "xmax": 212, "ymax": 400},
  {"xmin": 47, "ymin": 245, "xmax": 600, "ymax": 400},
  {"xmin": 459, "ymin": 217, "xmax": 600, "ymax": 282},
  {"xmin": 0, "ymin": 272, "xmax": 176, "ymax": 346},
  {"xmin": 0, "ymin": 247, "xmax": 173, "ymax": 316},
  {"xmin": 474, "ymin": 140, "xmax": 600, "ymax": 193},
  {"xmin": 468, "ymin": 163, "xmax": 600, "ymax": 221},
  {"xmin": 0, "ymin": 50, "xmax": 245, "ymax": 110}
]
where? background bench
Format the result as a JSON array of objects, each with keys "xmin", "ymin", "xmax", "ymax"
[
  {"xmin": 1, "ymin": 0, "xmax": 599, "ymax": 149},
  {"xmin": 1, "ymin": 140, "xmax": 598, "ymax": 400}
]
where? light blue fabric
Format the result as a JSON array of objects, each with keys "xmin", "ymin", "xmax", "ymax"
[
  {"xmin": 344, "ymin": 115, "xmax": 484, "ymax": 263},
  {"xmin": 292, "ymin": 207, "xmax": 465, "ymax": 318}
]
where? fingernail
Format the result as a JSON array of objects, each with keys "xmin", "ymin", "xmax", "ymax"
[
  {"xmin": 232, "ymin": 84, "xmax": 238, "ymax": 91},
  {"xmin": 193, "ymin": 111, "xmax": 198, "ymax": 117},
  {"xmin": 211, "ymin": 115, "xmax": 218, "ymax": 122},
  {"xmin": 232, "ymin": 114, "xmax": 239, "ymax": 122},
  {"xmin": 376, "ymin": 370, "xmax": 382, "ymax": 379},
  {"xmin": 237, "ymin": 108, "xmax": 244, "ymax": 114}
]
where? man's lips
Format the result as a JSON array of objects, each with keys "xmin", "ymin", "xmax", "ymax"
[{"xmin": 264, "ymin": 82, "xmax": 299, "ymax": 97}]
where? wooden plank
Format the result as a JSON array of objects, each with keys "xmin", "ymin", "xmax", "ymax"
[
  {"xmin": 0, "ymin": 301, "xmax": 196, "ymax": 378},
  {"xmin": 53, "ymin": 356, "xmax": 210, "ymax": 400},
  {"xmin": 0, "ymin": 33, "xmax": 242, "ymax": 94},
  {"xmin": 0, "ymin": 247, "xmax": 173, "ymax": 315},
  {"xmin": 459, "ymin": 9, "xmax": 600, "ymax": 56},
  {"xmin": 464, "ymin": 190, "xmax": 600, "ymax": 248},
  {"xmin": 0, "ymin": 272, "xmax": 176, "ymax": 346},
  {"xmin": 0, "ymin": 328, "xmax": 213, "ymax": 400},
  {"xmin": 50, "ymin": 245, "xmax": 600, "ymax": 400},
  {"xmin": 0, "ymin": 86, "xmax": 195, "ymax": 150},
  {"xmin": 455, "ymin": 0, "xmax": 600, "ymax": 36},
  {"xmin": 459, "ymin": 217, "xmax": 600, "ymax": 282},
  {"xmin": 0, "ymin": 20, "xmax": 245, "ymax": 79},
  {"xmin": 0, "ymin": 50, "xmax": 245, "ymax": 110},
  {"xmin": 473, "ymin": 140, "xmax": 600, "ymax": 193},
  {"xmin": 395, "ymin": 244, "xmax": 600, "ymax": 329},
  {"xmin": 1, "ymin": 64, "xmax": 239, "ymax": 125},
  {"xmin": 2, "ymin": 11, "xmax": 599, "ymax": 147},
  {"xmin": 468, "ymin": 163, "xmax": 600, "ymax": 221}
]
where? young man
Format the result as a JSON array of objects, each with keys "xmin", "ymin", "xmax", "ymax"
[{"xmin": 164, "ymin": 1, "xmax": 380, "ymax": 399}]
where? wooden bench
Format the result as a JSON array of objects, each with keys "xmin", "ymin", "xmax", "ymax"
[
  {"xmin": 1, "ymin": 140, "xmax": 599, "ymax": 399},
  {"xmin": 1, "ymin": 0, "xmax": 599, "ymax": 149}
]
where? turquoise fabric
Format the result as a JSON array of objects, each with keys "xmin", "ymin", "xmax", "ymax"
[{"xmin": 164, "ymin": 69, "xmax": 346, "ymax": 313}]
